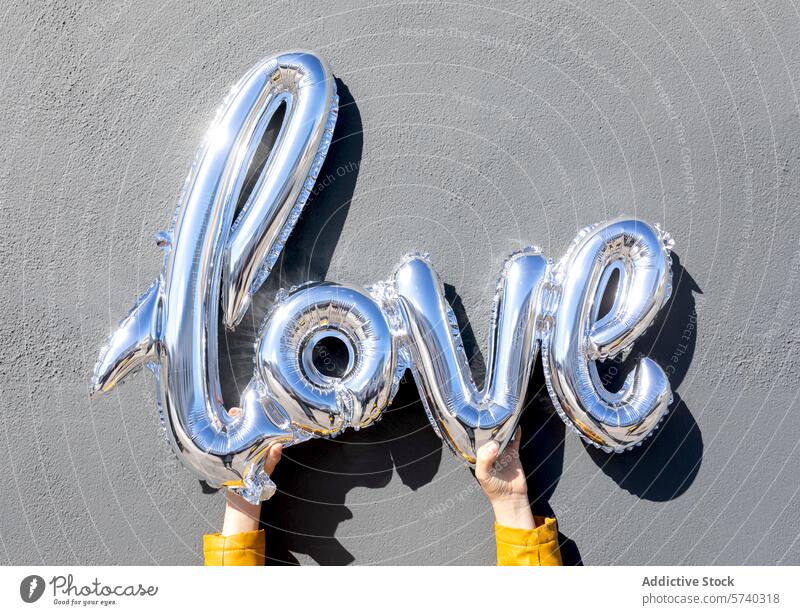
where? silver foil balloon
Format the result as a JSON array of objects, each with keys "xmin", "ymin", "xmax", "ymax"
[
  {"xmin": 541, "ymin": 219, "xmax": 675, "ymax": 452},
  {"xmin": 255, "ymin": 283, "xmax": 399, "ymax": 437},
  {"xmin": 391, "ymin": 251, "xmax": 548, "ymax": 464},
  {"xmin": 91, "ymin": 51, "xmax": 339, "ymax": 503},
  {"xmin": 90, "ymin": 52, "xmax": 679, "ymax": 502}
]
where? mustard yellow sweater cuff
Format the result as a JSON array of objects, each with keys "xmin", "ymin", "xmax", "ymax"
[
  {"xmin": 203, "ymin": 520, "xmax": 562, "ymax": 566},
  {"xmin": 203, "ymin": 529, "xmax": 265, "ymax": 566},
  {"xmin": 495, "ymin": 517, "xmax": 562, "ymax": 566}
]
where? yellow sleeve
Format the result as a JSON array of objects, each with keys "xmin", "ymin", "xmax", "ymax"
[
  {"xmin": 203, "ymin": 529, "xmax": 265, "ymax": 566},
  {"xmin": 495, "ymin": 517, "xmax": 563, "ymax": 566}
]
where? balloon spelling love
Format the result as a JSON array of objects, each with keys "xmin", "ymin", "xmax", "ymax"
[{"xmin": 90, "ymin": 51, "xmax": 675, "ymax": 503}]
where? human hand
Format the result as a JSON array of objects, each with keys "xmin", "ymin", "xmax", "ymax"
[
  {"xmin": 221, "ymin": 408, "xmax": 283, "ymax": 536},
  {"xmin": 475, "ymin": 427, "xmax": 535, "ymax": 530}
]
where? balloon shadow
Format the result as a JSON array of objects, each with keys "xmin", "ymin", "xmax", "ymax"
[
  {"xmin": 444, "ymin": 283, "xmax": 487, "ymax": 384},
  {"xmin": 585, "ymin": 254, "xmax": 703, "ymax": 500},
  {"xmin": 215, "ymin": 81, "xmax": 700, "ymax": 564},
  {"xmin": 263, "ymin": 381, "xmax": 443, "ymax": 565}
]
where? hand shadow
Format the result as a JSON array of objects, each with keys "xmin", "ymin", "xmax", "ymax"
[
  {"xmin": 517, "ymin": 368, "xmax": 584, "ymax": 565},
  {"xmin": 262, "ymin": 380, "xmax": 442, "ymax": 565}
]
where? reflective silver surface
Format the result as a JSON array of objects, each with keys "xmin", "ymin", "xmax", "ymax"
[
  {"xmin": 221, "ymin": 56, "xmax": 338, "ymax": 329},
  {"xmin": 255, "ymin": 283, "xmax": 399, "ymax": 437},
  {"xmin": 541, "ymin": 219, "xmax": 675, "ymax": 452},
  {"xmin": 91, "ymin": 53, "xmax": 678, "ymax": 502},
  {"xmin": 393, "ymin": 251, "xmax": 548, "ymax": 463}
]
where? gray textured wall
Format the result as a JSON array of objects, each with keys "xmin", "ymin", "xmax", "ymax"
[{"xmin": 2, "ymin": 0, "xmax": 799, "ymax": 565}]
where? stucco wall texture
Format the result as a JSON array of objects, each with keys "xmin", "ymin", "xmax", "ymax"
[{"xmin": 1, "ymin": 1, "xmax": 799, "ymax": 565}]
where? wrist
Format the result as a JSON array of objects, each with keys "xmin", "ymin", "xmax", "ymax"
[
  {"xmin": 221, "ymin": 490, "xmax": 262, "ymax": 536},
  {"xmin": 490, "ymin": 494, "xmax": 535, "ymax": 530}
]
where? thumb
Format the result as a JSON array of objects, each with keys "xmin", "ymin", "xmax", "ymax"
[
  {"xmin": 475, "ymin": 440, "xmax": 499, "ymax": 483},
  {"xmin": 263, "ymin": 443, "xmax": 283, "ymax": 475}
]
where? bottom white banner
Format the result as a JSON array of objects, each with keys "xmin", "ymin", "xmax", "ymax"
[{"xmin": 0, "ymin": 566, "xmax": 797, "ymax": 614}]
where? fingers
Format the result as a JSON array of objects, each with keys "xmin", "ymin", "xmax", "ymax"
[
  {"xmin": 263, "ymin": 443, "xmax": 283, "ymax": 475},
  {"xmin": 475, "ymin": 440, "xmax": 500, "ymax": 483},
  {"xmin": 227, "ymin": 407, "xmax": 283, "ymax": 477}
]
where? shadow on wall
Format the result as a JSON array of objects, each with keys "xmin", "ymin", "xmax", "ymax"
[
  {"xmin": 263, "ymin": 383, "xmax": 443, "ymax": 565},
  {"xmin": 218, "ymin": 78, "xmax": 364, "ymax": 401},
  {"xmin": 441, "ymin": 254, "xmax": 702, "ymax": 565},
  {"xmin": 517, "ymin": 366, "xmax": 582, "ymax": 565},
  {"xmin": 585, "ymin": 254, "xmax": 703, "ymax": 501},
  {"xmin": 217, "ymin": 80, "xmax": 703, "ymax": 565}
]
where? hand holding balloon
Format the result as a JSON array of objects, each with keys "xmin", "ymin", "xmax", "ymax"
[
  {"xmin": 221, "ymin": 408, "xmax": 283, "ymax": 536},
  {"xmin": 476, "ymin": 427, "xmax": 535, "ymax": 530}
]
